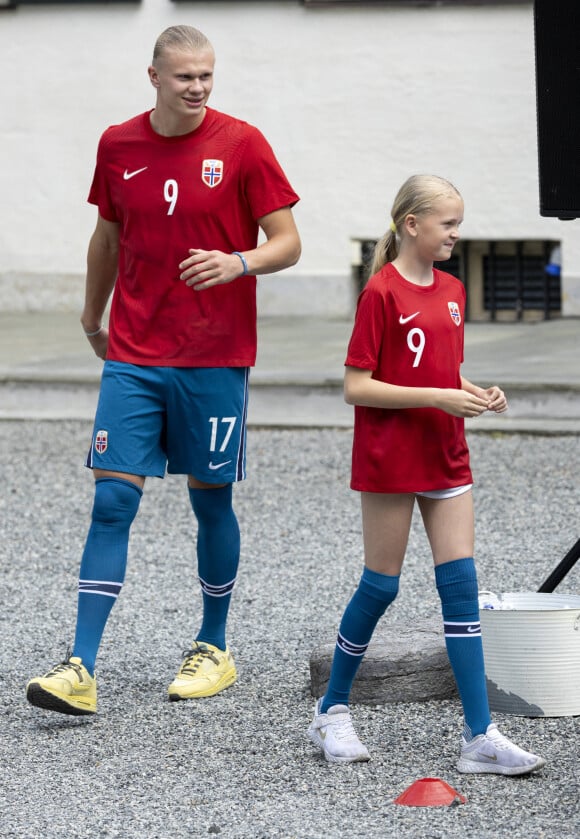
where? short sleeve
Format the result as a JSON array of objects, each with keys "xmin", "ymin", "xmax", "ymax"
[{"xmin": 345, "ymin": 285, "xmax": 386, "ymax": 370}]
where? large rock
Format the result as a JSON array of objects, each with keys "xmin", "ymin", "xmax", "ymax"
[{"xmin": 309, "ymin": 619, "xmax": 457, "ymax": 704}]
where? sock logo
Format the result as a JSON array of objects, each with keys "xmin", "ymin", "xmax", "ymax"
[
  {"xmin": 337, "ymin": 631, "xmax": 369, "ymax": 657},
  {"xmin": 443, "ymin": 620, "xmax": 481, "ymax": 638}
]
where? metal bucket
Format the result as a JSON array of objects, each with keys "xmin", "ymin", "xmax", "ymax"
[{"xmin": 479, "ymin": 591, "xmax": 580, "ymax": 717}]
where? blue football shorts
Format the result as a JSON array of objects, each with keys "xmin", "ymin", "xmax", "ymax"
[{"xmin": 85, "ymin": 361, "xmax": 249, "ymax": 482}]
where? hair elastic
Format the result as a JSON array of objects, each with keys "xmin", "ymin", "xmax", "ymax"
[{"xmin": 389, "ymin": 220, "xmax": 397, "ymax": 234}]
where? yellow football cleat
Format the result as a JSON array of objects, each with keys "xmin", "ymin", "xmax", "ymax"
[
  {"xmin": 27, "ymin": 656, "xmax": 97, "ymax": 716},
  {"xmin": 168, "ymin": 642, "xmax": 237, "ymax": 700}
]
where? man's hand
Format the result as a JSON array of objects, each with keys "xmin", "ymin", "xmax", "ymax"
[
  {"xmin": 86, "ymin": 327, "xmax": 109, "ymax": 360},
  {"xmin": 179, "ymin": 249, "xmax": 244, "ymax": 290}
]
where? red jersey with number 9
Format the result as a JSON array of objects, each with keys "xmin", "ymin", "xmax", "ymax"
[
  {"xmin": 88, "ymin": 108, "xmax": 299, "ymax": 367},
  {"xmin": 345, "ymin": 263, "xmax": 473, "ymax": 493}
]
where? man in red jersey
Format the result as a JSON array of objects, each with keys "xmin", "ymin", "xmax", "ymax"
[{"xmin": 27, "ymin": 25, "xmax": 301, "ymax": 716}]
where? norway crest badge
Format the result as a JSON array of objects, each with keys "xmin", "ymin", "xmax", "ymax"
[
  {"xmin": 95, "ymin": 429, "xmax": 108, "ymax": 454},
  {"xmin": 448, "ymin": 302, "xmax": 461, "ymax": 326},
  {"xmin": 202, "ymin": 159, "xmax": 223, "ymax": 188}
]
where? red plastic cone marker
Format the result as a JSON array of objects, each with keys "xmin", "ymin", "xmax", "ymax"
[{"xmin": 394, "ymin": 777, "xmax": 467, "ymax": 807}]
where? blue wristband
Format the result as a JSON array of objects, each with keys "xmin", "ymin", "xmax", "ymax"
[{"xmin": 232, "ymin": 251, "xmax": 249, "ymax": 276}]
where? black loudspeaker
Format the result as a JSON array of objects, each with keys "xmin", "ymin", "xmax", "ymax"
[{"xmin": 534, "ymin": 0, "xmax": 580, "ymax": 219}]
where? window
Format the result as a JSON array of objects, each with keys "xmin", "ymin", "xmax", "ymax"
[
  {"xmin": 483, "ymin": 242, "xmax": 561, "ymax": 320},
  {"xmin": 302, "ymin": 1, "xmax": 529, "ymax": 7},
  {"xmin": 1, "ymin": 0, "xmax": 140, "ymax": 8},
  {"xmin": 168, "ymin": 0, "xmax": 528, "ymax": 4}
]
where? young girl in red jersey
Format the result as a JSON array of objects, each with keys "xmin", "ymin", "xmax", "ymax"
[{"xmin": 308, "ymin": 174, "xmax": 545, "ymax": 775}]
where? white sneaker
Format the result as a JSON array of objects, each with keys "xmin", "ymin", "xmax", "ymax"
[
  {"xmin": 457, "ymin": 723, "xmax": 546, "ymax": 776},
  {"xmin": 307, "ymin": 699, "xmax": 370, "ymax": 764}
]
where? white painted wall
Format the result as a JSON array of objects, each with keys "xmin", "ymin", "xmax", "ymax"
[{"xmin": 1, "ymin": 0, "xmax": 579, "ymax": 315}]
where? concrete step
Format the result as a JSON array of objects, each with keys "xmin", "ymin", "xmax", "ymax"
[{"xmin": 0, "ymin": 379, "xmax": 579, "ymax": 432}]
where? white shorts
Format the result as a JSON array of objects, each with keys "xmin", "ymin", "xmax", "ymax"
[{"xmin": 416, "ymin": 484, "xmax": 472, "ymax": 500}]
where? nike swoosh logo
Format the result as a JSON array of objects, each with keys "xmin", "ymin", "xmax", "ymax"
[
  {"xmin": 208, "ymin": 460, "xmax": 232, "ymax": 470},
  {"xmin": 466, "ymin": 625, "xmax": 480, "ymax": 633},
  {"xmin": 123, "ymin": 167, "xmax": 148, "ymax": 180},
  {"xmin": 399, "ymin": 312, "xmax": 420, "ymax": 324}
]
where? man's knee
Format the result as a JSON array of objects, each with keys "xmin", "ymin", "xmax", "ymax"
[
  {"xmin": 188, "ymin": 474, "xmax": 228, "ymax": 490},
  {"xmin": 188, "ymin": 483, "xmax": 234, "ymax": 524},
  {"xmin": 92, "ymin": 477, "xmax": 143, "ymax": 525}
]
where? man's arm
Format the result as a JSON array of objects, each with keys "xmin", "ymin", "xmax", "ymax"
[
  {"xmin": 245, "ymin": 206, "xmax": 302, "ymax": 274},
  {"xmin": 178, "ymin": 206, "xmax": 301, "ymax": 290},
  {"xmin": 81, "ymin": 214, "xmax": 120, "ymax": 359}
]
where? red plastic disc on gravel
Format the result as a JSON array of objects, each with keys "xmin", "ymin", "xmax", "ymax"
[{"xmin": 394, "ymin": 777, "xmax": 467, "ymax": 807}]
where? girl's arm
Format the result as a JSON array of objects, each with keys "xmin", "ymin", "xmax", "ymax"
[
  {"xmin": 460, "ymin": 376, "xmax": 508, "ymax": 413},
  {"xmin": 344, "ymin": 366, "xmax": 490, "ymax": 419}
]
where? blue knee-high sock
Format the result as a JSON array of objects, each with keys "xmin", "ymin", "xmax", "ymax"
[
  {"xmin": 320, "ymin": 567, "xmax": 400, "ymax": 713},
  {"xmin": 189, "ymin": 485, "xmax": 240, "ymax": 652},
  {"xmin": 73, "ymin": 478, "xmax": 142, "ymax": 676},
  {"xmin": 435, "ymin": 557, "xmax": 491, "ymax": 738}
]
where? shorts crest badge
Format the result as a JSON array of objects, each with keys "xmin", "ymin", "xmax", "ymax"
[
  {"xmin": 95, "ymin": 429, "xmax": 108, "ymax": 454},
  {"xmin": 202, "ymin": 159, "xmax": 223, "ymax": 188},
  {"xmin": 448, "ymin": 302, "xmax": 461, "ymax": 326}
]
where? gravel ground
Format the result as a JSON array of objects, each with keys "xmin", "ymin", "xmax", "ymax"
[{"xmin": 1, "ymin": 421, "xmax": 579, "ymax": 838}]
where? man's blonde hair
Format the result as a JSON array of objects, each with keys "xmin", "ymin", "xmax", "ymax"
[{"xmin": 152, "ymin": 25, "xmax": 213, "ymax": 64}]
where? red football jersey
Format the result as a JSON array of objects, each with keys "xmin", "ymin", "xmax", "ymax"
[
  {"xmin": 88, "ymin": 109, "xmax": 299, "ymax": 366},
  {"xmin": 346, "ymin": 263, "xmax": 473, "ymax": 492}
]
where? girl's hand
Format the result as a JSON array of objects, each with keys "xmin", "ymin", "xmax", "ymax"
[
  {"xmin": 482, "ymin": 385, "xmax": 508, "ymax": 413},
  {"xmin": 436, "ymin": 388, "xmax": 490, "ymax": 418}
]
